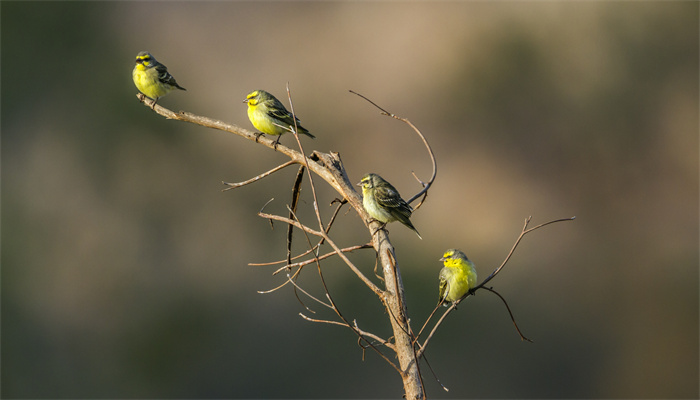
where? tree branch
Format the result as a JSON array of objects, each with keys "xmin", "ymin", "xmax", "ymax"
[
  {"xmin": 349, "ymin": 90, "xmax": 437, "ymax": 206},
  {"xmin": 138, "ymin": 91, "xmax": 436, "ymax": 400},
  {"xmin": 222, "ymin": 160, "xmax": 296, "ymax": 190},
  {"xmin": 415, "ymin": 216, "xmax": 576, "ymax": 358}
]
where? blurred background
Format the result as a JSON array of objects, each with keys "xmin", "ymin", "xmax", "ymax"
[{"xmin": 2, "ymin": 2, "xmax": 697, "ymax": 398}]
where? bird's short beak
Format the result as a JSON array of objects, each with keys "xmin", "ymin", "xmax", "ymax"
[
  {"xmin": 242, "ymin": 99, "xmax": 249, "ymax": 103},
  {"xmin": 439, "ymin": 257, "xmax": 446, "ymax": 262}
]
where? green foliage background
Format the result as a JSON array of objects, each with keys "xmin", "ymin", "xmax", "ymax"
[{"xmin": 2, "ymin": 2, "xmax": 698, "ymax": 398}]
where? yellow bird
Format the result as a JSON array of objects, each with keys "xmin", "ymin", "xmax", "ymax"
[
  {"xmin": 132, "ymin": 51, "xmax": 185, "ymax": 108},
  {"xmin": 438, "ymin": 249, "xmax": 477, "ymax": 305},
  {"xmin": 244, "ymin": 90, "xmax": 315, "ymax": 145},
  {"xmin": 358, "ymin": 173, "xmax": 421, "ymax": 239}
]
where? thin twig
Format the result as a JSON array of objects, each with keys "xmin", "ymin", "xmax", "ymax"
[
  {"xmin": 248, "ymin": 200, "xmax": 352, "ymax": 267},
  {"xmin": 416, "ymin": 301, "xmax": 458, "ymax": 359},
  {"xmin": 269, "ymin": 245, "xmax": 372, "ymax": 275},
  {"xmin": 474, "ymin": 216, "xmax": 576, "ymax": 290},
  {"xmin": 299, "ymin": 313, "xmax": 398, "ymax": 354},
  {"xmin": 283, "ymin": 269, "xmax": 333, "ymax": 309},
  {"xmin": 222, "ymin": 160, "xmax": 296, "ymax": 191},
  {"xmin": 349, "ymin": 90, "xmax": 437, "ymax": 205},
  {"xmin": 287, "ymin": 165, "xmax": 306, "ymax": 265},
  {"xmin": 414, "ymin": 301, "xmax": 444, "ymax": 345},
  {"xmin": 482, "ymin": 287, "xmax": 532, "ymax": 342},
  {"xmin": 257, "ymin": 259, "xmax": 306, "ymax": 294},
  {"xmin": 420, "ymin": 351, "xmax": 450, "ymax": 392},
  {"xmin": 258, "ymin": 212, "xmax": 325, "ymax": 238}
]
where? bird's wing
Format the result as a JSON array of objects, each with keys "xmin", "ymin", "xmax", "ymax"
[
  {"xmin": 376, "ymin": 186, "xmax": 413, "ymax": 220},
  {"xmin": 438, "ymin": 268, "xmax": 450, "ymax": 302},
  {"xmin": 155, "ymin": 64, "xmax": 184, "ymax": 90}
]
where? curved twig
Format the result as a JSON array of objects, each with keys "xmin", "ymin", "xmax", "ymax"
[
  {"xmin": 474, "ymin": 216, "xmax": 576, "ymax": 290},
  {"xmin": 482, "ymin": 286, "xmax": 532, "ymax": 342},
  {"xmin": 349, "ymin": 90, "xmax": 437, "ymax": 206},
  {"xmin": 222, "ymin": 160, "xmax": 296, "ymax": 190}
]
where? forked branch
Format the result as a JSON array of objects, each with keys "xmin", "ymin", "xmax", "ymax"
[{"xmin": 416, "ymin": 216, "xmax": 575, "ymax": 358}]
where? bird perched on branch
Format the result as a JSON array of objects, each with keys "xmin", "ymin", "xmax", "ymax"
[
  {"xmin": 358, "ymin": 173, "xmax": 421, "ymax": 239},
  {"xmin": 438, "ymin": 249, "xmax": 478, "ymax": 306},
  {"xmin": 132, "ymin": 51, "xmax": 186, "ymax": 108},
  {"xmin": 244, "ymin": 90, "xmax": 315, "ymax": 145}
]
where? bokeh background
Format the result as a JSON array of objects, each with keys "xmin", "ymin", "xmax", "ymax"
[{"xmin": 2, "ymin": 2, "xmax": 697, "ymax": 398}]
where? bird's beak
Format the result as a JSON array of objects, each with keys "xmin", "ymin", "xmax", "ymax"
[
  {"xmin": 242, "ymin": 99, "xmax": 249, "ymax": 103},
  {"xmin": 439, "ymin": 257, "xmax": 446, "ymax": 262}
]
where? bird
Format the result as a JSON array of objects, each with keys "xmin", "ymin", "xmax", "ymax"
[
  {"xmin": 438, "ymin": 249, "xmax": 478, "ymax": 306},
  {"xmin": 132, "ymin": 51, "xmax": 186, "ymax": 108},
  {"xmin": 244, "ymin": 90, "xmax": 315, "ymax": 146},
  {"xmin": 357, "ymin": 173, "xmax": 421, "ymax": 239}
]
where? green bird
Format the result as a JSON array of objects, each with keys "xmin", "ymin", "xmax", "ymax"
[
  {"xmin": 132, "ymin": 51, "xmax": 186, "ymax": 108},
  {"xmin": 358, "ymin": 173, "xmax": 421, "ymax": 239},
  {"xmin": 438, "ymin": 249, "xmax": 478, "ymax": 306},
  {"xmin": 244, "ymin": 90, "xmax": 315, "ymax": 145}
]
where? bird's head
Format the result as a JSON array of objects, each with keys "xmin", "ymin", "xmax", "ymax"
[
  {"xmin": 440, "ymin": 249, "xmax": 469, "ymax": 265},
  {"xmin": 244, "ymin": 90, "xmax": 273, "ymax": 106},
  {"xmin": 135, "ymin": 51, "xmax": 156, "ymax": 69},
  {"xmin": 358, "ymin": 173, "xmax": 380, "ymax": 191}
]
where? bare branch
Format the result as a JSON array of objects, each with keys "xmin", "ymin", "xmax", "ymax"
[
  {"xmin": 319, "ymin": 229, "xmax": 384, "ymax": 297},
  {"xmin": 416, "ymin": 301, "xmax": 459, "ymax": 359},
  {"xmin": 416, "ymin": 216, "xmax": 575, "ymax": 358},
  {"xmin": 269, "ymin": 245, "xmax": 373, "ymax": 275},
  {"xmin": 257, "ymin": 279, "xmax": 292, "ymax": 295},
  {"xmin": 349, "ymin": 90, "xmax": 437, "ymax": 205},
  {"xmin": 257, "ymin": 258, "xmax": 307, "ymax": 294},
  {"xmin": 222, "ymin": 160, "xmax": 296, "ymax": 191},
  {"xmin": 137, "ymin": 93, "xmax": 352, "ymax": 204},
  {"xmin": 258, "ymin": 212, "xmax": 325, "ymax": 238},
  {"xmin": 258, "ymin": 200, "xmax": 381, "ymax": 295},
  {"xmin": 299, "ymin": 313, "xmax": 401, "ymax": 372},
  {"xmin": 482, "ymin": 287, "xmax": 532, "ymax": 342},
  {"xmin": 414, "ymin": 302, "xmax": 444, "ymax": 346},
  {"xmin": 283, "ymin": 270, "xmax": 333, "ymax": 309},
  {"xmin": 287, "ymin": 204, "xmax": 401, "ymax": 374},
  {"xmin": 249, "ymin": 199, "xmax": 352, "ymax": 267},
  {"xmin": 139, "ymin": 92, "xmax": 425, "ymax": 398},
  {"xmin": 287, "ymin": 165, "xmax": 307, "ymax": 265},
  {"xmin": 475, "ymin": 216, "xmax": 576, "ymax": 290},
  {"xmin": 299, "ymin": 314, "xmax": 395, "ymax": 352}
]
